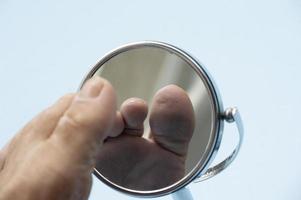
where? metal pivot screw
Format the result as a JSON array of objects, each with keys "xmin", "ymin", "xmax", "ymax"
[{"xmin": 223, "ymin": 107, "xmax": 238, "ymax": 123}]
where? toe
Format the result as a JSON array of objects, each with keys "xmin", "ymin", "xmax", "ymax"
[
  {"xmin": 120, "ymin": 98, "xmax": 148, "ymax": 137},
  {"xmin": 149, "ymin": 85, "xmax": 195, "ymax": 156},
  {"xmin": 0, "ymin": 143, "xmax": 9, "ymax": 171},
  {"xmin": 52, "ymin": 76, "xmax": 117, "ymax": 154},
  {"xmin": 26, "ymin": 93, "xmax": 75, "ymax": 140},
  {"xmin": 107, "ymin": 111, "xmax": 125, "ymax": 138}
]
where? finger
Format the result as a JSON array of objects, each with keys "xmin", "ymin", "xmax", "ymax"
[
  {"xmin": 120, "ymin": 98, "xmax": 148, "ymax": 137},
  {"xmin": 149, "ymin": 85, "xmax": 195, "ymax": 156}
]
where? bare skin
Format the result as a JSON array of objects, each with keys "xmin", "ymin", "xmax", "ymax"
[
  {"xmin": 0, "ymin": 76, "xmax": 194, "ymax": 200},
  {"xmin": 96, "ymin": 86, "xmax": 195, "ymax": 190}
]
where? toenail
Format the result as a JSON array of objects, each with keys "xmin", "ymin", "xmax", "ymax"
[{"xmin": 80, "ymin": 76, "xmax": 104, "ymax": 98}]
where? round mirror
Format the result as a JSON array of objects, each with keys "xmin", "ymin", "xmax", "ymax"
[{"xmin": 80, "ymin": 41, "xmax": 243, "ymax": 198}]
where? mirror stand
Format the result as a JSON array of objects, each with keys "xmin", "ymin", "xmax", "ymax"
[
  {"xmin": 81, "ymin": 41, "xmax": 245, "ymax": 199},
  {"xmin": 172, "ymin": 107, "xmax": 243, "ymax": 200},
  {"xmin": 172, "ymin": 187, "xmax": 194, "ymax": 200},
  {"xmin": 193, "ymin": 107, "xmax": 244, "ymax": 182}
]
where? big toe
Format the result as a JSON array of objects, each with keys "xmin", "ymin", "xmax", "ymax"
[
  {"xmin": 53, "ymin": 76, "xmax": 117, "ymax": 157},
  {"xmin": 149, "ymin": 85, "xmax": 195, "ymax": 156}
]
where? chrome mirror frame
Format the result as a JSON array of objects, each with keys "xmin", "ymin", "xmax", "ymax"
[{"xmin": 79, "ymin": 41, "xmax": 244, "ymax": 199}]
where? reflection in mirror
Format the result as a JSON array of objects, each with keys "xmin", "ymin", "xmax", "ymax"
[{"xmin": 92, "ymin": 46, "xmax": 214, "ymax": 191}]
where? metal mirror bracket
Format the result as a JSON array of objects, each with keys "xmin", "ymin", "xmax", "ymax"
[
  {"xmin": 172, "ymin": 187, "xmax": 194, "ymax": 200},
  {"xmin": 194, "ymin": 107, "xmax": 244, "ymax": 182}
]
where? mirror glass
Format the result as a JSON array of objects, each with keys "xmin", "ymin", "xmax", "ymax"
[{"xmin": 91, "ymin": 46, "xmax": 215, "ymax": 191}]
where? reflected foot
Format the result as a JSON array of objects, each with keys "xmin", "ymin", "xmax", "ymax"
[{"xmin": 95, "ymin": 85, "xmax": 195, "ymax": 190}]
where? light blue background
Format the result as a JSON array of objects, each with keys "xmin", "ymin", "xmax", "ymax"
[{"xmin": 0, "ymin": 0, "xmax": 300, "ymax": 199}]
